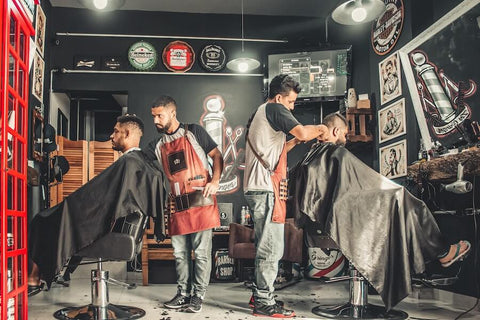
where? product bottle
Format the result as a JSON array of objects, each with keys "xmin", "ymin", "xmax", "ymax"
[
  {"xmin": 240, "ymin": 206, "xmax": 246, "ymax": 225},
  {"xmin": 245, "ymin": 206, "xmax": 252, "ymax": 225}
]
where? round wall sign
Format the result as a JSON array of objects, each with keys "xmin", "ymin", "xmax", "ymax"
[
  {"xmin": 371, "ymin": 0, "xmax": 404, "ymax": 56},
  {"xmin": 199, "ymin": 44, "xmax": 227, "ymax": 72},
  {"xmin": 162, "ymin": 41, "xmax": 195, "ymax": 72},
  {"xmin": 128, "ymin": 41, "xmax": 157, "ymax": 70}
]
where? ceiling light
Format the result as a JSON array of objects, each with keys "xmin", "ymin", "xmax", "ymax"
[
  {"xmin": 332, "ymin": 0, "xmax": 386, "ymax": 25},
  {"xmin": 78, "ymin": 0, "xmax": 126, "ymax": 12},
  {"xmin": 227, "ymin": 58, "xmax": 260, "ymax": 73},
  {"xmin": 93, "ymin": 0, "xmax": 108, "ymax": 10},
  {"xmin": 226, "ymin": 0, "xmax": 260, "ymax": 73}
]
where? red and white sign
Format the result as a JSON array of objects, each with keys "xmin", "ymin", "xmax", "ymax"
[{"xmin": 162, "ymin": 40, "xmax": 195, "ymax": 72}]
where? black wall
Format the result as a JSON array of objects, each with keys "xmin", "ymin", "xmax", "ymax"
[{"xmin": 44, "ymin": 6, "xmax": 372, "ymax": 213}]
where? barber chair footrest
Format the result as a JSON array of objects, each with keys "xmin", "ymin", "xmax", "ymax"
[
  {"xmin": 53, "ymin": 303, "xmax": 145, "ymax": 320},
  {"xmin": 312, "ymin": 303, "xmax": 408, "ymax": 319}
]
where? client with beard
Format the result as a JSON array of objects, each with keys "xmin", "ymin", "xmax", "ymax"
[
  {"xmin": 28, "ymin": 115, "xmax": 165, "ymax": 295},
  {"xmin": 291, "ymin": 112, "xmax": 471, "ymax": 310}
]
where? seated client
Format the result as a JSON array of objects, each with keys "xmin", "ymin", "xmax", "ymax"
[
  {"xmin": 291, "ymin": 112, "xmax": 471, "ymax": 310},
  {"xmin": 28, "ymin": 115, "xmax": 165, "ymax": 295}
]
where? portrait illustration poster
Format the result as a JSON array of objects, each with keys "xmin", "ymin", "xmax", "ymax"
[
  {"xmin": 379, "ymin": 139, "xmax": 407, "ymax": 179},
  {"xmin": 379, "ymin": 51, "xmax": 402, "ymax": 105},
  {"xmin": 32, "ymin": 51, "xmax": 44, "ymax": 102},
  {"xmin": 378, "ymin": 98, "xmax": 406, "ymax": 144},
  {"xmin": 35, "ymin": 4, "xmax": 46, "ymax": 57}
]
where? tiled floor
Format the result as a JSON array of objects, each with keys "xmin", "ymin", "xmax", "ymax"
[{"xmin": 28, "ymin": 272, "xmax": 480, "ymax": 320}]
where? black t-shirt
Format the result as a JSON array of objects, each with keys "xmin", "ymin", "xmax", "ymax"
[
  {"xmin": 265, "ymin": 103, "xmax": 300, "ymax": 134},
  {"xmin": 144, "ymin": 123, "xmax": 217, "ymax": 160}
]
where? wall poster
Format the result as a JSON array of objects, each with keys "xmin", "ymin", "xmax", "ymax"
[
  {"xmin": 399, "ymin": 0, "xmax": 480, "ymax": 150},
  {"xmin": 379, "ymin": 51, "xmax": 402, "ymax": 105},
  {"xmin": 35, "ymin": 4, "xmax": 46, "ymax": 57},
  {"xmin": 379, "ymin": 139, "xmax": 407, "ymax": 179},
  {"xmin": 32, "ymin": 51, "xmax": 44, "ymax": 102},
  {"xmin": 378, "ymin": 98, "xmax": 406, "ymax": 144}
]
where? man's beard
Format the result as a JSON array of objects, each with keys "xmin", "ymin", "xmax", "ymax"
[
  {"xmin": 111, "ymin": 143, "xmax": 122, "ymax": 151},
  {"xmin": 156, "ymin": 120, "xmax": 172, "ymax": 133}
]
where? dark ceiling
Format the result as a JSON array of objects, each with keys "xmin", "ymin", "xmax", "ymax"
[{"xmin": 49, "ymin": 0, "xmax": 342, "ymax": 19}]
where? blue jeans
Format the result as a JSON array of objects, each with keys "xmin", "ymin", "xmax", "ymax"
[
  {"xmin": 171, "ymin": 229, "xmax": 213, "ymax": 299},
  {"xmin": 244, "ymin": 191, "xmax": 284, "ymax": 306}
]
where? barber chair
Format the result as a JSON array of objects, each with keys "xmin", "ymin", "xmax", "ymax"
[
  {"xmin": 311, "ymin": 237, "xmax": 408, "ymax": 320},
  {"xmin": 53, "ymin": 211, "xmax": 148, "ymax": 320},
  {"xmin": 228, "ymin": 218, "xmax": 303, "ymax": 282}
]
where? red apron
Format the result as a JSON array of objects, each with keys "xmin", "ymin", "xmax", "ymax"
[
  {"xmin": 160, "ymin": 128, "xmax": 220, "ymax": 236},
  {"xmin": 271, "ymin": 144, "xmax": 288, "ymax": 223}
]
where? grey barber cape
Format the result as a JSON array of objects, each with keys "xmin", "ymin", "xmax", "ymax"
[{"xmin": 291, "ymin": 143, "xmax": 445, "ymax": 310}]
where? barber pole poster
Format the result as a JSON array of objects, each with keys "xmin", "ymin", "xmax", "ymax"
[
  {"xmin": 199, "ymin": 95, "xmax": 245, "ymax": 195},
  {"xmin": 399, "ymin": 1, "xmax": 479, "ymax": 149}
]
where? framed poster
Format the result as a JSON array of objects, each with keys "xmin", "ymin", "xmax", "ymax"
[
  {"xmin": 399, "ymin": 0, "xmax": 480, "ymax": 150},
  {"xmin": 378, "ymin": 98, "xmax": 406, "ymax": 143},
  {"xmin": 32, "ymin": 51, "xmax": 44, "ymax": 102},
  {"xmin": 379, "ymin": 139, "xmax": 407, "ymax": 179},
  {"xmin": 35, "ymin": 4, "xmax": 46, "ymax": 57},
  {"xmin": 379, "ymin": 52, "xmax": 402, "ymax": 105}
]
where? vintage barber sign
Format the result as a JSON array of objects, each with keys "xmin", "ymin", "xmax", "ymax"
[
  {"xmin": 371, "ymin": 0, "xmax": 404, "ymax": 56},
  {"xmin": 128, "ymin": 41, "xmax": 157, "ymax": 71},
  {"xmin": 162, "ymin": 40, "xmax": 195, "ymax": 72},
  {"xmin": 199, "ymin": 44, "xmax": 227, "ymax": 72}
]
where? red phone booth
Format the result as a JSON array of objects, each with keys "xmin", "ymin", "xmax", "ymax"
[{"xmin": 1, "ymin": 0, "xmax": 36, "ymax": 319}]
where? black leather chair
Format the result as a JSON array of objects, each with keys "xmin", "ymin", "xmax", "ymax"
[{"xmin": 53, "ymin": 211, "xmax": 148, "ymax": 320}]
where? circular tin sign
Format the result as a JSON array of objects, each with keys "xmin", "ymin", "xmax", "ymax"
[
  {"xmin": 371, "ymin": 0, "xmax": 404, "ymax": 56},
  {"xmin": 128, "ymin": 41, "xmax": 157, "ymax": 70},
  {"xmin": 199, "ymin": 44, "xmax": 227, "ymax": 72},
  {"xmin": 162, "ymin": 41, "xmax": 195, "ymax": 72}
]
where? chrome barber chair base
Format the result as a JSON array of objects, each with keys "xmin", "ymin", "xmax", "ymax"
[
  {"xmin": 312, "ymin": 303, "xmax": 408, "ymax": 319},
  {"xmin": 53, "ymin": 303, "xmax": 145, "ymax": 320}
]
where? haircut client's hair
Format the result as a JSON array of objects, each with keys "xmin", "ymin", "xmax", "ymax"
[
  {"xmin": 322, "ymin": 113, "xmax": 348, "ymax": 129},
  {"xmin": 268, "ymin": 74, "xmax": 302, "ymax": 99},
  {"xmin": 117, "ymin": 114, "xmax": 144, "ymax": 135}
]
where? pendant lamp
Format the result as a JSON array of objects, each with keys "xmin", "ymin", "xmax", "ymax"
[
  {"xmin": 226, "ymin": 0, "xmax": 260, "ymax": 73},
  {"xmin": 78, "ymin": 0, "xmax": 126, "ymax": 11},
  {"xmin": 332, "ymin": 0, "xmax": 386, "ymax": 25}
]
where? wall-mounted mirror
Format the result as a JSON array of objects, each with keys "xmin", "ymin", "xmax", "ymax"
[{"xmin": 32, "ymin": 109, "xmax": 44, "ymax": 161}]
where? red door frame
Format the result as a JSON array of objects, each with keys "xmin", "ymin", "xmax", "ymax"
[{"xmin": 1, "ymin": 1, "xmax": 35, "ymax": 319}]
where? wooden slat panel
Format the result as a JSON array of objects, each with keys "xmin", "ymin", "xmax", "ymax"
[
  {"xmin": 61, "ymin": 137, "xmax": 88, "ymax": 199},
  {"xmin": 88, "ymin": 140, "xmax": 119, "ymax": 179}
]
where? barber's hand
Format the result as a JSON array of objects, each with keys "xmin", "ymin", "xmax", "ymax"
[
  {"xmin": 317, "ymin": 124, "xmax": 330, "ymax": 142},
  {"xmin": 203, "ymin": 181, "xmax": 219, "ymax": 198}
]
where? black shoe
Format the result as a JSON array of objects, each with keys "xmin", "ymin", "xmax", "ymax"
[
  {"xmin": 164, "ymin": 293, "xmax": 190, "ymax": 309},
  {"xmin": 249, "ymin": 295, "xmax": 284, "ymax": 308},
  {"xmin": 185, "ymin": 295, "xmax": 203, "ymax": 313},
  {"xmin": 253, "ymin": 303, "xmax": 295, "ymax": 318}
]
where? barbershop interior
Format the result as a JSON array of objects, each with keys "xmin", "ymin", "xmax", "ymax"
[{"xmin": 1, "ymin": 0, "xmax": 480, "ymax": 319}]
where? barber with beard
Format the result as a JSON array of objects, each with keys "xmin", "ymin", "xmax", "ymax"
[{"xmin": 147, "ymin": 95, "xmax": 223, "ymax": 314}]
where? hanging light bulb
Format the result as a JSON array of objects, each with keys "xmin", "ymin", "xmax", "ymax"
[
  {"xmin": 351, "ymin": 7, "xmax": 367, "ymax": 22},
  {"xmin": 332, "ymin": 0, "xmax": 386, "ymax": 25},
  {"xmin": 226, "ymin": 0, "xmax": 260, "ymax": 73},
  {"xmin": 93, "ymin": 0, "xmax": 108, "ymax": 10}
]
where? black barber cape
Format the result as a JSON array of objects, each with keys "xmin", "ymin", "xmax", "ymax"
[
  {"xmin": 291, "ymin": 143, "xmax": 445, "ymax": 310},
  {"xmin": 29, "ymin": 150, "xmax": 165, "ymax": 286}
]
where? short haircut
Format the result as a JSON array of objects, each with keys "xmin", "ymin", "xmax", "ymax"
[
  {"xmin": 268, "ymin": 74, "xmax": 302, "ymax": 99},
  {"xmin": 151, "ymin": 95, "xmax": 177, "ymax": 109},
  {"xmin": 322, "ymin": 112, "xmax": 348, "ymax": 129},
  {"xmin": 116, "ymin": 114, "xmax": 144, "ymax": 135}
]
